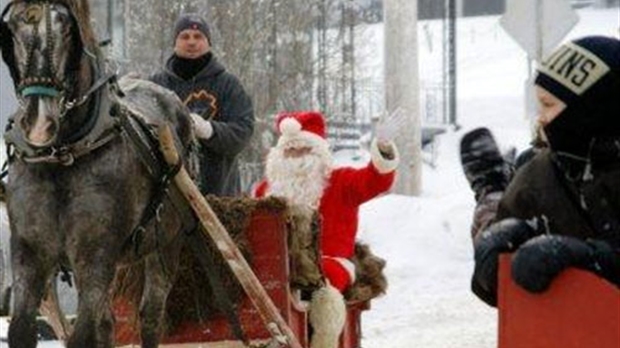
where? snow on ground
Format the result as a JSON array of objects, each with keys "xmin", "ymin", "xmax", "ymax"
[
  {"xmin": 0, "ymin": 5, "xmax": 618, "ymax": 348},
  {"xmin": 358, "ymin": 7, "xmax": 619, "ymax": 348}
]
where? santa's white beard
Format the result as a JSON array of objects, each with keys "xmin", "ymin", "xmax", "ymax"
[{"xmin": 265, "ymin": 137, "xmax": 333, "ymax": 211}]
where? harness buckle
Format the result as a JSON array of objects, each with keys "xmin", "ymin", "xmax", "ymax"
[{"xmin": 51, "ymin": 147, "xmax": 74, "ymax": 166}]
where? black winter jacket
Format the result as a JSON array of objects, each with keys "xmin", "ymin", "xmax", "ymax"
[
  {"xmin": 151, "ymin": 55, "xmax": 254, "ymax": 196},
  {"xmin": 497, "ymin": 148, "xmax": 620, "ymax": 246}
]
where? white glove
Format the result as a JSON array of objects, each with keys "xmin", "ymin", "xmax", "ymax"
[
  {"xmin": 190, "ymin": 113, "xmax": 214, "ymax": 140},
  {"xmin": 376, "ymin": 107, "xmax": 409, "ymax": 144}
]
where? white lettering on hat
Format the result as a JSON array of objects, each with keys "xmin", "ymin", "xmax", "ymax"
[{"xmin": 539, "ymin": 42, "xmax": 610, "ymax": 95}]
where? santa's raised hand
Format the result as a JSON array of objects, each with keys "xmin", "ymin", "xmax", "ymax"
[{"xmin": 376, "ymin": 107, "xmax": 409, "ymax": 142}]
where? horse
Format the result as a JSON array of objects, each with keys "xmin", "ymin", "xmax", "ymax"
[{"xmin": 0, "ymin": 1, "xmax": 197, "ymax": 347}]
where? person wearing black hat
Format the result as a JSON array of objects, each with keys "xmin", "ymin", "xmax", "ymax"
[
  {"xmin": 150, "ymin": 13, "xmax": 254, "ymax": 197},
  {"xmin": 462, "ymin": 36, "xmax": 620, "ymax": 307}
]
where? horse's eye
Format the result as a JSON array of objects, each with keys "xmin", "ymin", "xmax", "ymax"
[
  {"xmin": 52, "ymin": 5, "xmax": 71, "ymax": 24},
  {"xmin": 53, "ymin": 13, "xmax": 72, "ymax": 37},
  {"xmin": 56, "ymin": 14, "xmax": 70, "ymax": 28}
]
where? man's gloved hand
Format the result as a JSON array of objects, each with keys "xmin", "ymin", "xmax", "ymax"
[
  {"xmin": 512, "ymin": 235, "xmax": 620, "ymax": 293},
  {"xmin": 190, "ymin": 113, "xmax": 214, "ymax": 139},
  {"xmin": 472, "ymin": 218, "xmax": 542, "ymax": 306}
]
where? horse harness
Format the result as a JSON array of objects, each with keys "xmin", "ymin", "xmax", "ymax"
[
  {"xmin": 1, "ymin": 1, "xmax": 250, "ymax": 343},
  {"xmin": 4, "ymin": 75, "xmax": 188, "ymax": 230},
  {"xmin": 1, "ymin": 1, "xmax": 103, "ymax": 114},
  {"xmin": 2, "ymin": 77, "xmax": 251, "ymax": 345}
]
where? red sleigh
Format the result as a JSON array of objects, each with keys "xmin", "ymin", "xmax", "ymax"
[{"xmin": 113, "ymin": 204, "xmax": 370, "ymax": 348}]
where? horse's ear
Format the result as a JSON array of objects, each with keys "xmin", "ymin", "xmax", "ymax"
[
  {"xmin": 0, "ymin": 2, "xmax": 19, "ymax": 85},
  {"xmin": 63, "ymin": 0, "xmax": 97, "ymax": 52},
  {"xmin": 0, "ymin": 2, "xmax": 10, "ymax": 49},
  {"xmin": 0, "ymin": 18, "xmax": 20, "ymax": 86},
  {"xmin": 0, "ymin": 18, "xmax": 8, "ymax": 44}
]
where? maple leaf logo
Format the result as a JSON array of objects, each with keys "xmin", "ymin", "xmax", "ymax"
[{"xmin": 183, "ymin": 90, "xmax": 219, "ymax": 120}]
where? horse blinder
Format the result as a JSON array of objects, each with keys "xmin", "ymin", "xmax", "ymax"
[{"xmin": 0, "ymin": 2, "xmax": 20, "ymax": 85}]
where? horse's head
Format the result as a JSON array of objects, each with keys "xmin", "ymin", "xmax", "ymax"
[{"xmin": 1, "ymin": 0, "xmax": 95, "ymax": 148}]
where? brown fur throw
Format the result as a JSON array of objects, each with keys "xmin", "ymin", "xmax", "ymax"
[
  {"xmin": 345, "ymin": 243, "xmax": 388, "ymax": 303},
  {"xmin": 286, "ymin": 209, "xmax": 323, "ymax": 290}
]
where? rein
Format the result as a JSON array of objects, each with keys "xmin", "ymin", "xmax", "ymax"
[{"xmin": 59, "ymin": 72, "xmax": 117, "ymax": 118}]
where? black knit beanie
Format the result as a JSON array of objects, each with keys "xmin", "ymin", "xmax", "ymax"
[
  {"xmin": 535, "ymin": 36, "xmax": 620, "ymax": 156},
  {"xmin": 173, "ymin": 13, "xmax": 211, "ymax": 44}
]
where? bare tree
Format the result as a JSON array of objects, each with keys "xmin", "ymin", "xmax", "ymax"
[{"xmin": 92, "ymin": 0, "xmax": 373, "ymax": 190}]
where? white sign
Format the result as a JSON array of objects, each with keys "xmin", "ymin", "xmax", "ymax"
[{"xmin": 500, "ymin": 0, "xmax": 579, "ymax": 60}]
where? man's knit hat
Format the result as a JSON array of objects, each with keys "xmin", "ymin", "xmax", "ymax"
[
  {"xmin": 174, "ymin": 13, "xmax": 211, "ymax": 44},
  {"xmin": 535, "ymin": 36, "xmax": 620, "ymax": 141}
]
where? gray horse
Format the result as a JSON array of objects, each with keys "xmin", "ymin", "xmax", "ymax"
[{"xmin": 1, "ymin": 0, "xmax": 197, "ymax": 347}]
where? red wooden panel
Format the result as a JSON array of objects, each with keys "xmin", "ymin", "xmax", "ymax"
[
  {"xmin": 340, "ymin": 301, "xmax": 370, "ymax": 348},
  {"xmin": 498, "ymin": 254, "xmax": 620, "ymax": 348}
]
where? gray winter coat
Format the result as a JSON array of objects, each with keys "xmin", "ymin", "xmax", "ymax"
[{"xmin": 151, "ymin": 55, "xmax": 254, "ymax": 196}]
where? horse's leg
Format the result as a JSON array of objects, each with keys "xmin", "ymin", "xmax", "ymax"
[
  {"xmin": 8, "ymin": 237, "xmax": 55, "ymax": 348},
  {"xmin": 6, "ymin": 166, "xmax": 60, "ymax": 347},
  {"xmin": 139, "ymin": 236, "xmax": 183, "ymax": 348},
  {"xmin": 66, "ymin": 252, "xmax": 116, "ymax": 348}
]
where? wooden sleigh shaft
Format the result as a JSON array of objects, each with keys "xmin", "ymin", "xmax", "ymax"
[{"xmin": 157, "ymin": 125, "xmax": 302, "ymax": 348}]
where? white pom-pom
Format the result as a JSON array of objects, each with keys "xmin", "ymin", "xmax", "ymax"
[{"xmin": 280, "ymin": 118, "xmax": 302, "ymax": 135}]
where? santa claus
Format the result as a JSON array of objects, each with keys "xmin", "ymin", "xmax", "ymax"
[{"xmin": 254, "ymin": 111, "xmax": 399, "ymax": 348}]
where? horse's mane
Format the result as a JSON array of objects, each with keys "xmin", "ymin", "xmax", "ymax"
[{"xmin": 14, "ymin": 0, "xmax": 98, "ymax": 51}]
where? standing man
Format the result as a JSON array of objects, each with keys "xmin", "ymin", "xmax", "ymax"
[{"xmin": 151, "ymin": 13, "xmax": 254, "ymax": 196}]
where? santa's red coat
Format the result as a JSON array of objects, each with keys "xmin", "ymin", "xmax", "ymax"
[{"xmin": 254, "ymin": 162, "xmax": 395, "ymax": 290}]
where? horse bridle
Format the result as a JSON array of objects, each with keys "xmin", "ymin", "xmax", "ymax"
[
  {"xmin": 0, "ymin": 0, "xmax": 115, "ymax": 118},
  {"xmin": 1, "ymin": 0, "xmax": 122, "ymax": 166}
]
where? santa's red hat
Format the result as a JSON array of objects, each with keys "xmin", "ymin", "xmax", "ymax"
[{"xmin": 276, "ymin": 111, "xmax": 327, "ymax": 139}]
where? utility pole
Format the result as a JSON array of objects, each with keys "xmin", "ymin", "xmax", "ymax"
[
  {"xmin": 317, "ymin": 0, "xmax": 327, "ymax": 113},
  {"xmin": 384, "ymin": 0, "xmax": 422, "ymax": 196},
  {"xmin": 107, "ymin": 0, "xmax": 114, "ymax": 42},
  {"xmin": 268, "ymin": 0, "xmax": 279, "ymax": 111},
  {"xmin": 447, "ymin": 0, "xmax": 458, "ymax": 128}
]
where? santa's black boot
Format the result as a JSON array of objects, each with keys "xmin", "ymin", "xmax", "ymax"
[{"xmin": 460, "ymin": 128, "xmax": 510, "ymax": 201}]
